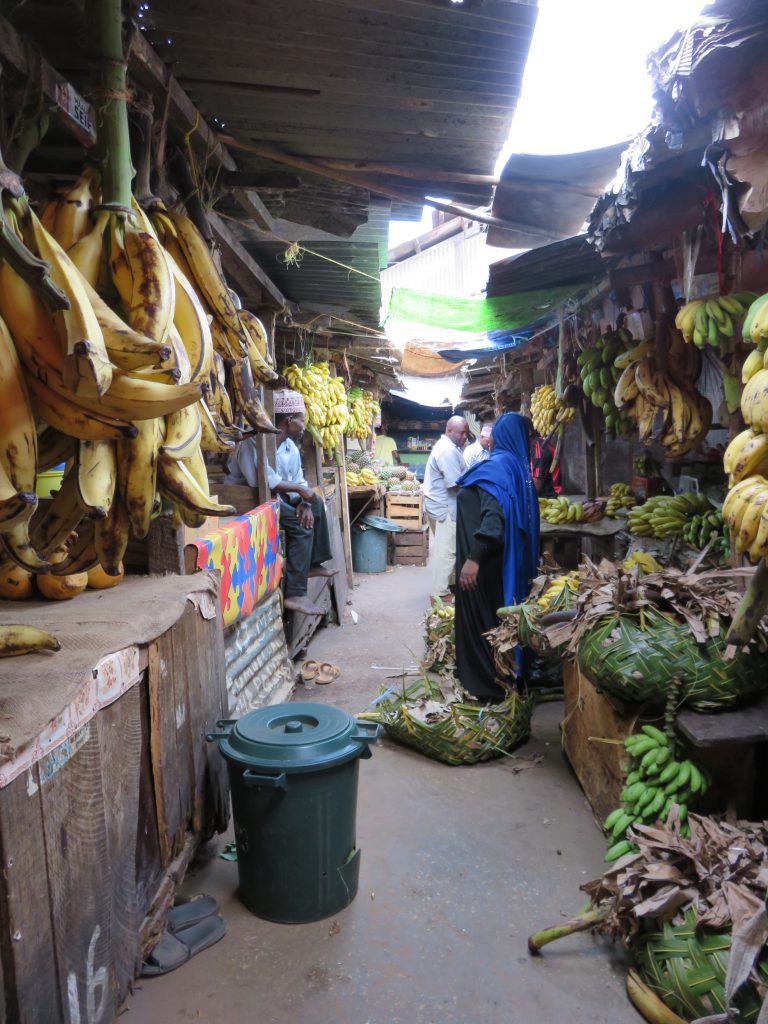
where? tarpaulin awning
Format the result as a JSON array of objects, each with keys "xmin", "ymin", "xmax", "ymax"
[
  {"xmin": 399, "ymin": 343, "xmax": 469, "ymax": 377},
  {"xmin": 385, "ymin": 285, "xmax": 577, "ymax": 334}
]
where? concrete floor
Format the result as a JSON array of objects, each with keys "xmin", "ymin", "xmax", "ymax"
[{"xmin": 124, "ymin": 563, "xmax": 639, "ymax": 1024}]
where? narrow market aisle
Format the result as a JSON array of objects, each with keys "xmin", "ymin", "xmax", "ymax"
[{"xmin": 125, "ymin": 563, "xmax": 639, "ymax": 1024}]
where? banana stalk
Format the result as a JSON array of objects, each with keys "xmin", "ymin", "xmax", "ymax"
[
  {"xmin": 726, "ymin": 560, "xmax": 768, "ymax": 647},
  {"xmin": 527, "ymin": 906, "xmax": 607, "ymax": 954},
  {"xmin": 88, "ymin": 0, "xmax": 133, "ymax": 211}
]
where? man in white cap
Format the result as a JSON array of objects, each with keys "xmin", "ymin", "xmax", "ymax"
[
  {"xmin": 463, "ymin": 422, "xmax": 493, "ymax": 468},
  {"xmin": 422, "ymin": 415, "xmax": 469, "ymax": 601},
  {"xmin": 227, "ymin": 389, "xmax": 335, "ymax": 617}
]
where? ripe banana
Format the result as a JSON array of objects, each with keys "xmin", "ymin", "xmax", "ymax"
[
  {"xmin": 157, "ymin": 452, "xmax": 235, "ymax": 518},
  {"xmin": 0, "ymin": 624, "xmax": 60, "ymax": 657},
  {"xmin": 76, "ymin": 439, "xmax": 117, "ymax": 515},
  {"xmin": 116, "ymin": 418, "xmax": 160, "ymax": 539},
  {"xmin": 94, "ymin": 492, "xmax": 131, "ymax": 576},
  {"xmin": 109, "ymin": 215, "xmax": 175, "ymax": 345},
  {"xmin": 0, "ymin": 314, "xmax": 38, "ymax": 497}
]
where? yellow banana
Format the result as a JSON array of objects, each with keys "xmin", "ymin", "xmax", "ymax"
[
  {"xmin": 157, "ymin": 452, "xmax": 235, "ymax": 517},
  {"xmin": 162, "ymin": 403, "xmax": 202, "ymax": 461},
  {"xmin": 0, "ymin": 463, "xmax": 37, "ymax": 532},
  {"xmin": 736, "ymin": 487, "xmax": 768, "ymax": 554},
  {"xmin": 29, "ymin": 467, "xmax": 89, "ymax": 557},
  {"xmin": 155, "ymin": 208, "xmax": 247, "ymax": 357},
  {"xmin": 166, "ymin": 251, "xmax": 214, "ymax": 384},
  {"xmin": 94, "ymin": 492, "xmax": 131, "ymax": 575},
  {"xmin": 743, "ymin": 348, "xmax": 765, "ymax": 383},
  {"xmin": 747, "ymin": 501, "xmax": 768, "ymax": 562},
  {"xmin": 731, "ymin": 431, "xmax": 768, "ymax": 483},
  {"xmin": 26, "ymin": 375, "xmax": 138, "ymax": 442},
  {"xmin": 239, "ymin": 310, "xmax": 278, "ymax": 384},
  {"xmin": 741, "ymin": 369, "xmax": 768, "ymax": 432},
  {"xmin": 724, "ymin": 476, "xmax": 768, "ymax": 534},
  {"xmin": 0, "ymin": 624, "xmax": 60, "ymax": 657},
  {"xmin": 724, "ymin": 429, "xmax": 756, "ymax": 475},
  {"xmin": 76, "ymin": 439, "xmax": 117, "ymax": 515},
  {"xmin": 109, "ymin": 215, "xmax": 175, "ymax": 344},
  {"xmin": 50, "ymin": 166, "xmax": 98, "ymax": 250},
  {"xmin": 21, "ymin": 203, "xmax": 113, "ymax": 398},
  {"xmin": 80, "ymin": 277, "xmax": 172, "ymax": 371},
  {"xmin": 239, "ymin": 310, "xmax": 271, "ymax": 362},
  {"xmin": 66, "ymin": 210, "xmax": 109, "ymax": 287},
  {"xmin": 1, "ymin": 522, "xmax": 50, "ymax": 571},
  {"xmin": 116, "ymin": 418, "xmax": 160, "ymax": 539},
  {"xmin": 227, "ymin": 356, "xmax": 278, "ymax": 433},
  {"xmin": 37, "ymin": 426, "xmax": 76, "ymax": 472},
  {"xmin": 199, "ymin": 398, "xmax": 235, "ymax": 454},
  {"xmin": 0, "ymin": 314, "xmax": 38, "ymax": 496}
]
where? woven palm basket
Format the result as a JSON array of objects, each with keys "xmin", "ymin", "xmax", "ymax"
[
  {"xmin": 577, "ymin": 606, "xmax": 768, "ymax": 712},
  {"xmin": 363, "ymin": 677, "xmax": 534, "ymax": 766},
  {"xmin": 636, "ymin": 909, "xmax": 768, "ymax": 1022}
]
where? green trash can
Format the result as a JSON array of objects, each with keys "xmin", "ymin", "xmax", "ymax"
[{"xmin": 208, "ymin": 703, "xmax": 380, "ymax": 923}]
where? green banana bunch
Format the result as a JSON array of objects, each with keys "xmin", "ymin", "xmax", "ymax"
[
  {"xmin": 603, "ymin": 725, "xmax": 710, "ymax": 862},
  {"xmin": 538, "ymin": 495, "xmax": 583, "ymax": 524},
  {"xmin": 626, "ymin": 492, "xmax": 711, "ymax": 539},
  {"xmin": 682, "ymin": 509, "xmax": 725, "ymax": 550},
  {"xmin": 675, "ymin": 292, "xmax": 757, "ymax": 350},
  {"xmin": 578, "ymin": 327, "xmax": 634, "ymax": 435}
]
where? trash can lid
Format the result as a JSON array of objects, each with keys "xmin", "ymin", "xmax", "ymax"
[{"xmin": 218, "ymin": 702, "xmax": 372, "ymax": 773}]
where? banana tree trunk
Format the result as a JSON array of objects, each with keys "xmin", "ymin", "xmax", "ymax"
[{"xmin": 88, "ymin": 0, "xmax": 133, "ymax": 209}]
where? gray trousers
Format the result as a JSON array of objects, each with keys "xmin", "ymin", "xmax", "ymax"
[{"xmin": 280, "ymin": 495, "xmax": 333, "ymax": 597}]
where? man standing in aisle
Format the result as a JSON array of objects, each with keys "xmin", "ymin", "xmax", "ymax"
[
  {"xmin": 423, "ymin": 415, "xmax": 469, "ymax": 601},
  {"xmin": 227, "ymin": 389, "xmax": 336, "ymax": 617},
  {"xmin": 463, "ymin": 423, "xmax": 493, "ymax": 467}
]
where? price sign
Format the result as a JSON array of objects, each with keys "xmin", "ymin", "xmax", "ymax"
[{"xmin": 54, "ymin": 80, "xmax": 96, "ymax": 147}]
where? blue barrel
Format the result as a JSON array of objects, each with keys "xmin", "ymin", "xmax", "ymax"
[{"xmin": 351, "ymin": 524, "xmax": 388, "ymax": 573}]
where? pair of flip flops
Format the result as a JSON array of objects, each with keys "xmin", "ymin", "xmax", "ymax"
[
  {"xmin": 141, "ymin": 895, "xmax": 227, "ymax": 977},
  {"xmin": 301, "ymin": 660, "xmax": 340, "ymax": 685}
]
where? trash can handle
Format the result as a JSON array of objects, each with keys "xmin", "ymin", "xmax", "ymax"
[
  {"xmin": 242, "ymin": 769, "xmax": 288, "ymax": 791},
  {"xmin": 354, "ymin": 721, "xmax": 381, "ymax": 743},
  {"xmin": 205, "ymin": 719, "xmax": 238, "ymax": 742}
]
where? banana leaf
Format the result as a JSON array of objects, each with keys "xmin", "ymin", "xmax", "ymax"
[{"xmin": 578, "ymin": 606, "xmax": 768, "ymax": 711}]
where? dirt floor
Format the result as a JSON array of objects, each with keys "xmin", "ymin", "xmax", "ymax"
[{"xmin": 124, "ymin": 562, "xmax": 640, "ymax": 1024}]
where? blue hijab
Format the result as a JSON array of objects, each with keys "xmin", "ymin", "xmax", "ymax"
[{"xmin": 457, "ymin": 413, "xmax": 540, "ymax": 609}]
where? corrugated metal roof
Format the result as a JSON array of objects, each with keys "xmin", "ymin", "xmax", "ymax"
[
  {"xmin": 486, "ymin": 234, "xmax": 607, "ymax": 297},
  {"xmin": 3, "ymin": 0, "xmax": 538, "ymax": 327}
]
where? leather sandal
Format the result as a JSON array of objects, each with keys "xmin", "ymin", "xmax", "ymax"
[
  {"xmin": 301, "ymin": 659, "xmax": 320, "ymax": 683},
  {"xmin": 316, "ymin": 662, "xmax": 340, "ymax": 685}
]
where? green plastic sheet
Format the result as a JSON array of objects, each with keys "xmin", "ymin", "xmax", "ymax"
[{"xmin": 385, "ymin": 285, "xmax": 578, "ymax": 333}]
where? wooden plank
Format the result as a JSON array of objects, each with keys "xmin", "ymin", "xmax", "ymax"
[
  {"xmin": 289, "ymin": 577, "xmax": 332, "ymax": 658},
  {"xmin": 208, "ymin": 211, "xmax": 287, "ymax": 310},
  {"xmin": 230, "ymin": 188, "xmax": 276, "ymax": 231},
  {"xmin": 325, "ymin": 486, "xmax": 349, "ymax": 619},
  {"xmin": 561, "ymin": 658, "xmax": 632, "ymax": 825},
  {"xmin": 393, "ymin": 526, "xmax": 429, "ymax": 547},
  {"xmin": 677, "ymin": 692, "xmax": 768, "ymax": 747},
  {"xmin": 135, "ymin": 673, "xmax": 164, "ymax": 922},
  {"xmin": 337, "ymin": 445, "xmax": 355, "ymax": 589},
  {"xmin": 392, "ymin": 553, "xmax": 428, "ymax": 566},
  {"xmin": 95, "ymin": 685, "xmax": 142, "ymax": 998},
  {"xmin": 147, "ymin": 513, "xmax": 186, "ymax": 575},
  {"xmin": 124, "ymin": 22, "xmax": 236, "ymax": 171},
  {"xmin": 0, "ymin": 766, "xmax": 61, "ymax": 1022},
  {"xmin": 148, "ymin": 640, "xmax": 182, "ymax": 866},
  {"xmin": 39, "ymin": 723, "xmax": 115, "ymax": 1024},
  {"xmin": 393, "ymin": 543, "xmax": 428, "ymax": 557},
  {"xmin": 169, "ymin": 610, "xmax": 197, "ymax": 841}
]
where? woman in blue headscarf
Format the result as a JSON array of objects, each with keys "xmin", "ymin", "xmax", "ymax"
[{"xmin": 454, "ymin": 413, "xmax": 540, "ymax": 700}]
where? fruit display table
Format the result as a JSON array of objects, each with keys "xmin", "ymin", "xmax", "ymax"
[
  {"xmin": 0, "ymin": 574, "xmax": 229, "ymax": 1024},
  {"xmin": 540, "ymin": 515, "xmax": 626, "ymax": 565}
]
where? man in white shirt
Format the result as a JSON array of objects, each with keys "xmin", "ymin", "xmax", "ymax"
[
  {"xmin": 227, "ymin": 389, "xmax": 335, "ymax": 616},
  {"xmin": 422, "ymin": 415, "xmax": 469, "ymax": 600},
  {"xmin": 464, "ymin": 422, "xmax": 493, "ymax": 467}
]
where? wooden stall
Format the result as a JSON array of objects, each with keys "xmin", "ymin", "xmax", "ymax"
[{"xmin": 0, "ymin": 575, "xmax": 229, "ymax": 1024}]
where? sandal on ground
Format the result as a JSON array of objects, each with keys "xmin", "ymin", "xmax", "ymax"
[
  {"xmin": 316, "ymin": 662, "xmax": 340, "ymax": 685},
  {"xmin": 141, "ymin": 914, "xmax": 227, "ymax": 977},
  {"xmin": 168, "ymin": 895, "xmax": 220, "ymax": 934},
  {"xmin": 300, "ymin": 659, "xmax": 320, "ymax": 683}
]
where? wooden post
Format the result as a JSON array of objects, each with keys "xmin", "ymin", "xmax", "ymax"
[
  {"xmin": 337, "ymin": 438, "xmax": 355, "ymax": 588},
  {"xmin": 257, "ymin": 310, "xmax": 278, "ymax": 506},
  {"xmin": 519, "ymin": 364, "xmax": 534, "ymax": 418}
]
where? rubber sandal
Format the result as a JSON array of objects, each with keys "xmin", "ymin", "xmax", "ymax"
[
  {"xmin": 301, "ymin": 659, "xmax": 320, "ymax": 682},
  {"xmin": 141, "ymin": 914, "xmax": 227, "ymax": 977},
  {"xmin": 316, "ymin": 662, "xmax": 340, "ymax": 685},
  {"xmin": 168, "ymin": 895, "xmax": 219, "ymax": 934}
]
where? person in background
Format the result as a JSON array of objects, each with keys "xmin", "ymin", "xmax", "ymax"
[
  {"xmin": 226, "ymin": 389, "xmax": 336, "ymax": 617},
  {"xmin": 423, "ymin": 415, "xmax": 469, "ymax": 601},
  {"xmin": 531, "ymin": 429, "xmax": 562, "ymax": 496},
  {"xmin": 374, "ymin": 421, "xmax": 399, "ymax": 466},
  {"xmin": 454, "ymin": 413, "xmax": 540, "ymax": 701},
  {"xmin": 464, "ymin": 422, "xmax": 493, "ymax": 467}
]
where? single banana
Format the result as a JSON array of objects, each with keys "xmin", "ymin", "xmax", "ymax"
[
  {"xmin": 161, "ymin": 403, "xmax": 202, "ymax": 461},
  {"xmin": 239, "ymin": 309, "xmax": 279, "ymax": 384},
  {"xmin": 736, "ymin": 488, "xmax": 768, "ymax": 554},
  {"xmin": 747, "ymin": 501, "xmax": 768, "ymax": 562},
  {"xmin": 25, "ymin": 375, "xmax": 138, "ymax": 442},
  {"xmin": 731, "ymin": 431, "xmax": 768, "ymax": 482},
  {"xmin": 157, "ymin": 452, "xmax": 235, "ymax": 517},
  {"xmin": 116, "ymin": 418, "xmax": 160, "ymax": 539},
  {"xmin": 76, "ymin": 439, "xmax": 117, "ymax": 515},
  {"xmin": 81, "ymin": 277, "xmax": 172, "ymax": 371},
  {"xmin": 0, "ymin": 314, "xmax": 38, "ymax": 498},
  {"xmin": 199, "ymin": 398, "xmax": 236, "ymax": 454},
  {"xmin": 226, "ymin": 356, "xmax": 278, "ymax": 433},
  {"xmin": 66, "ymin": 210, "xmax": 109, "ymax": 287},
  {"xmin": 109, "ymin": 215, "xmax": 175, "ymax": 345},
  {"xmin": 30, "ymin": 467, "xmax": 93, "ymax": 558},
  {"xmin": 50, "ymin": 166, "xmax": 98, "ymax": 250},
  {"xmin": 166, "ymin": 250, "xmax": 214, "ymax": 384},
  {"xmin": 743, "ymin": 349, "xmax": 764, "ymax": 383},
  {"xmin": 94, "ymin": 492, "xmax": 131, "ymax": 576},
  {"xmin": 724, "ymin": 429, "xmax": 756, "ymax": 475},
  {"xmin": 0, "ymin": 624, "xmax": 60, "ymax": 657},
  {"xmin": 0, "ymin": 463, "xmax": 37, "ymax": 532}
]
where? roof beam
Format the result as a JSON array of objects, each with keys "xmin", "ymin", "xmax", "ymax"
[{"xmin": 208, "ymin": 211, "xmax": 287, "ymax": 310}]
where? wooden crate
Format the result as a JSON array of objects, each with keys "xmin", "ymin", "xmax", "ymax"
[
  {"xmin": 386, "ymin": 492, "xmax": 423, "ymax": 527},
  {"xmin": 391, "ymin": 525, "xmax": 429, "ymax": 567}
]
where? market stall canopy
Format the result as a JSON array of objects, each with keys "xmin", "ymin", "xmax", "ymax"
[
  {"xmin": 486, "ymin": 235, "xmax": 607, "ymax": 299},
  {"xmin": 487, "ymin": 143, "xmax": 628, "ymax": 249},
  {"xmin": 5, "ymin": 0, "xmax": 540, "ymax": 331},
  {"xmin": 400, "ymin": 343, "xmax": 469, "ymax": 378},
  {"xmin": 385, "ymin": 285, "xmax": 576, "ymax": 335}
]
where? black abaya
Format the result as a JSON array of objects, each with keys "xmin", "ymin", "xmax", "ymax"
[{"xmin": 454, "ymin": 485, "xmax": 507, "ymax": 701}]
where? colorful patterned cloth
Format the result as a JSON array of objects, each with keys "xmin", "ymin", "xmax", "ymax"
[{"xmin": 191, "ymin": 501, "xmax": 282, "ymax": 627}]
